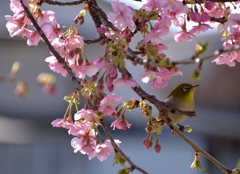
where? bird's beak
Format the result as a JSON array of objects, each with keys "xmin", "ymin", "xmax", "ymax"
[{"xmin": 192, "ymin": 85, "xmax": 199, "ymax": 89}]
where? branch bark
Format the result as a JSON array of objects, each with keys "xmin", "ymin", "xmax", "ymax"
[{"xmin": 100, "ymin": 120, "xmax": 149, "ymax": 174}]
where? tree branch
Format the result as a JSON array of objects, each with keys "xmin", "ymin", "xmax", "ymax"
[
  {"xmin": 171, "ymin": 126, "xmax": 232, "ymax": 174},
  {"xmin": 39, "ymin": 0, "xmax": 84, "ymax": 6},
  {"xmin": 100, "ymin": 119, "xmax": 149, "ymax": 174}
]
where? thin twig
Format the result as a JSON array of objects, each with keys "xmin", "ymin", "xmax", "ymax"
[
  {"xmin": 40, "ymin": 0, "xmax": 84, "ymax": 6},
  {"xmin": 170, "ymin": 126, "xmax": 232, "ymax": 174},
  {"xmin": 100, "ymin": 119, "xmax": 149, "ymax": 174},
  {"xmin": 126, "ymin": 46, "xmax": 240, "ymax": 68},
  {"xmin": 172, "ymin": 46, "xmax": 240, "ymax": 65},
  {"xmin": 182, "ymin": 0, "xmax": 238, "ymax": 4}
]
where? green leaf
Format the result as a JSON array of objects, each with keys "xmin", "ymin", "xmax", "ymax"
[
  {"xmin": 195, "ymin": 42, "xmax": 208, "ymax": 57},
  {"xmin": 117, "ymin": 168, "xmax": 130, "ymax": 174},
  {"xmin": 233, "ymin": 160, "xmax": 240, "ymax": 174},
  {"xmin": 159, "ymin": 59, "xmax": 172, "ymax": 67},
  {"xmin": 191, "ymin": 70, "xmax": 201, "ymax": 80}
]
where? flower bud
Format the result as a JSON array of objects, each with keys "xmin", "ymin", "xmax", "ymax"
[
  {"xmin": 15, "ymin": 81, "xmax": 29, "ymax": 98},
  {"xmin": 143, "ymin": 134, "xmax": 153, "ymax": 149},
  {"xmin": 9, "ymin": 61, "xmax": 20, "ymax": 79},
  {"xmin": 184, "ymin": 125, "xmax": 192, "ymax": 133},
  {"xmin": 154, "ymin": 139, "xmax": 161, "ymax": 153}
]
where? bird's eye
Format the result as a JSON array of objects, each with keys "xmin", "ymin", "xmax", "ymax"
[{"xmin": 183, "ymin": 86, "xmax": 189, "ymax": 92}]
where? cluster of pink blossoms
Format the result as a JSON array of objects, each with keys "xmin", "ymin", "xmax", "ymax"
[
  {"xmin": 107, "ymin": 0, "xmax": 240, "ymax": 67},
  {"xmin": 6, "ymin": 0, "xmax": 99, "ymax": 79},
  {"xmin": 52, "ymin": 94, "xmax": 124, "ymax": 161}
]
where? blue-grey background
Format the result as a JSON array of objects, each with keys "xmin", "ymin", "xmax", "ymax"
[{"xmin": 0, "ymin": 0, "xmax": 239, "ymax": 174}]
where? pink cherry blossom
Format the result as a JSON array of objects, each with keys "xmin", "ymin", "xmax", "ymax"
[
  {"xmin": 71, "ymin": 136, "xmax": 96, "ymax": 154},
  {"xmin": 51, "ymin": 118, "xmax": 73, "ymax": 129},
  {"xmin": 37, "ymin": 11, "xmax": 57, "ymax": 26},
  {"xmin": 142, "ymin": 70, "xmax": 159, "ymax": 84},
  {"xmin": 42, "ymin": 23, "xmax": 63, "ymax": 42},
  {"xmin": 10, "ymin": 0, "xmax": 29, "ymax": 13},
  {"xmin": 110, "ymin": 118, "xmax": 131, "ymax": 130},
  {"xmin": 26, "ymin": 30, "xmax": 41, "ymax": 46},
  {"xmin": 65, "ymin": 34, "xmax": 84, "ymax": 52},
  {"xmin": 174, "ymin": 16, "xmax": 195, "ymax": 43},
  {"xmin": 88, "ymin": 140, "xmax": 121, "ymax": 161},
  {"xmin": 93, "ymin": 57, "xmax": 111, "ymax": 70},
  {"xmin": 190, "ymin": 11, "xmax": 210, "ymax": 23},
  {"xmin": 160, "ymin": 0, "xmax": 188, "ymax": 20},
  {"xmin": 99, "ymin": 94, "xmax": 122, "ymax": 116},
  {"xmin": 189, "ymin": 23, "xmax": 213, "ymax": 34},
  {"xmin": 142, "ymin": 68, "xmax": 182, "ymax": 89},
  {"xmin": 145, "ymin": 18, "xmax": 170, "ymax": 45},
  {"xmin": 70, "ymin": 63, "xmax": 98, "ymax": 79},
  {"xmin": 5, "ymin": 11, "xmax": 28, "ymax": 37},
  {"xmin": 74, "ymin": 109, "xmax": 98, "ymax": 122},
  {"xmin": 203, "ymin": 2, "xmax": 224, "ymax": 18},
  {"xmin": 142, "ymin": 0, "xmax": 162, "ymax": 11},
  {"xmin": 45, "ymin": 56, "xmax": 68, "ymax": 77},
  {"xmin": 68, "ymin": 122, "xmax": 93, "ymax": 137},
  {"xmin": 156, "ymin": 44, "xmax": 168, "ymax": 53},
  {"xmin": 107, "ymin": 0, "xmax": 134, "ymax": 29},
  {"xmin": 145, "ymin": 29, "xmax": 165, "ymax": 45},
  {"xmin": 212, "ymin": 51, "xmax": 240, "ymax": 67},
  {"xmin": 114, "ymin": 78, "xmax": 137, "ymax": 88},
  {"xmin": 174, "ymin": 30, "xmax": 195, "ymax": 43}
]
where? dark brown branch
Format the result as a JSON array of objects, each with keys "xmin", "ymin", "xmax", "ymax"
[
  {"xmin": 20, "ymin": 0, "xmax": 81, "ymax": 91},
  {"xmin": 100, "ymin": 119, "xmax": 149, "ymax": 174},
  {"xmin": 39, "ymin": 0, "xmax": 84, "ymax": 6},
  {"xmin": 84, "ymin": 36, "xmax": 105, "ymax": 44}
]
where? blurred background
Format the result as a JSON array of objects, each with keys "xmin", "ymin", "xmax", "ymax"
[{"xmin": 0, "ymin": 0, "xmax": 239, "ymax": 174}]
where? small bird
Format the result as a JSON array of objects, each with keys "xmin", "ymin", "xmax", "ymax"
[{"xmin": 165, "ymin": 83, "xmax": 199, "ymax": 125}]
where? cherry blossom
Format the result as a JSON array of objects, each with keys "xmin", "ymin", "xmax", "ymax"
[
  {"xmin": 71, "ymin": 136, "xmax": 96, "ymax": 154},
  {"xmin": 51, "ymin": 118, "xmax": 73, "ymax": 129},
  {"xmin": 110, "ymin": 118, "xmax": 131, "ymax": 130},
  {"xmin": 142, "ymin": 68, "xmax": 182, "ymax": 89},
  {"xmin": 70, "ymin": 63, "xmax": 98, "ymax": 79},
  {"xmin": 88, "ymin": 140, "xmax": 121, "ymax": 161},
  {"xmin": 5, "ymin": 11, "xmax": 28, "ymax": 37},
  {"xmin": 99, "ymin": 94, "xmax": 122, "ymax": 116},
  {"xmin": 68, "ymin": 122, "xmax": 94, "ymax": 137},
  {"xmin": 64, "ymin": 34, "xmax": 84, "ymax": 53},
  {"xmin": 74, "ymin": 109, "xmax": 99, "ymax": 122},
  {"xmin": 107, "ymin": 0, "xmax": 134, "ymax": 29},
  {"xmin": 212, "ymin": 51, "xmax": 240, "ymax": 67},
  {"xmin": 114, "ymin": 78, "xmax": 137, "ymax": 88},
  {"xmin": 10, "ymin": 0, "xmax": 28, "ymax": 13},
  {"xmin": 145, "ymin": 18, "xmax": 171, "ymax": 45},
  {"xmin": 142, "ymin": 0, "xmax": 162, "ymax": 11},
  {"xmin": 45, "ymin": 56, "xmax": 68, "ymax": 77}
]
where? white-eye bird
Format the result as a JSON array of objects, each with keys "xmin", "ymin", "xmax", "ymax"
[{"xmin": 165, "ymin": 83, "xmax": 199, "ymax": 125}]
